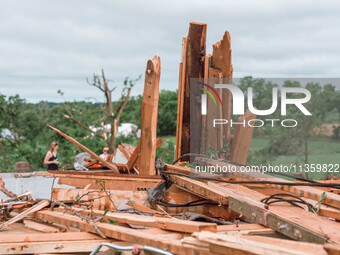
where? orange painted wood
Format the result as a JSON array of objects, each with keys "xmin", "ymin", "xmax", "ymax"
[{"xmin": 140, "ymin": 56, "xmax": 161, "ymax": 175}]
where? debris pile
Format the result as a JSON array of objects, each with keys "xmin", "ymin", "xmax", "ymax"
[{"xmin": 0, "ymin": 22, "xmax": 339, "ymax": 255}]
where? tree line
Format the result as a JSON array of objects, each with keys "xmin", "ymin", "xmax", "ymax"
[
  {"xmin": 0, "ymin": 77, "xmax": 339, "ymax": 172},
  {"xmin": 0, "ymin": 90, "xmax": 178, "ymax": 172}
]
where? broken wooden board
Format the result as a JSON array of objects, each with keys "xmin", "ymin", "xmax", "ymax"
[
  {"xmin": 165, "ymin": 173, "xmax": 340, "ymax": 244},
  {"xmin": 211, "ymin": 31, "xmax": 233, "ymax": 150},
  {"xmin": 40, "ymin": 171, "xmax": 162, "ymax": 190},
  {"xmin": 248, "ymin": 186, "xmax": 340, "ymax": 221},
  {"xmin": 216, "ymin": 223, "xmax": 273, "ymax": 234},
  {"xmin": 124, "ymin": 138, "xmax": 164, "ymax": 171},
  {"xmin": 0, "ymin": 200, "xmax": 49, "ymax": 230},
  {"xmin": 176, "ymin": 22, "xmax": 207, "ymax": 158},
  {"xmin": 0, "ymin": 240, "xmax": 107, "ymax": 254},
  {"xmin": 52, "ymin": 188, "xmax": 148, "ymax": 210},
  {"xmin": 33, "ymin": 210, "xmax": 211, "ymax": 255},
  {"xmin": 140, "ymin": 56, "xmax": 161, "ymax": 175},
  {"xmin": 47, "ymin": 124, "xmax": 119, "ymax": 173},
  {"xmin": 175, "ymin": 37, "xmax": 188, "ymax": 160},
  {"xmin": 193, "ymin": 231, "xmax": 328, "ymax": 255},
  {"xmin": 23, "ymin": 220, "xmax": 62, "ymax": 233},
  {"xmin": 230, "ymin": 109, "xmax": 257, "ymax": 164},
  {"xmin": 195, "ymin": 157, "xmax": 340, "ymax": 210},
  {"xmin": 53, "ymin": 207, "xmax": 217, "ymax": 233},
  {"xmin": 210, "ymin": 181, "xmax": 340, "ymax": 244},
  {"xmin": 0, "ymin": 232, "xmax": 103, "ymax": 243}
]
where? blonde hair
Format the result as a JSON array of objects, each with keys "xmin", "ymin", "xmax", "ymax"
[{"xmin": 50, "ymin": 142, "xmax": 58, "ymax": 152}]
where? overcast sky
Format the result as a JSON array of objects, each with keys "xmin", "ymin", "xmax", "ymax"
[{"xmin": 0, "ymin": 0, "xmax": 340, "ymax": 103}]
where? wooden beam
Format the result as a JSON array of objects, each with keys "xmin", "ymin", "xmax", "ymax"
[
  {"xmin": 166, "ymin": 173, "xmax": 340, "ymax": 244},
  {"xmin": 212, "ymin": 31, "xmax": 233, "ymax": 150},
  {"xmin": 33, "ymin": 210, "xmax": 211, "ymax": 255},
  {"xmin": 175, "ymin": 37, "xmax": 187, "ymax": 160},
  {"xmin": 140, "ymin": 56, "xmax": 161, "ymax": 175},
  {"xmin": 209, "ymin": 182, "xmax": 340, "ymax": 244},
  {"xmin": 177, "ymin": 22, "xmax": 207, "ymax": 158},
  {"xmin": 193, "ymin": 231, "xmax": 328, "ymax": 255},
  {"xmin": 0, "ymin": 232, "xmax": 103, "ymax": 244},
  {"xmin": 195, "ymin": 157, "xmax": 340, "ymax": 210},
  {"xmin": 0, "ymin": 240, "xmax": 107, "ymax": 254},
  {"xmin": 52, "ymin": 188, "xmax": 148, "ymax": 210},
  {"xmin": 0, "ymin": 200, "xmax": 49, "ymax": 230},
  {"xmin": 53, "ymin": 207, "xmax": 217, "ymax": 233},
  {"xmin": 23, "ymin": 220, "xmax": 61, "ymax": 233},
  {"xmin": 47, "ymin": 125, "xmax": 119, "ymax": 173},
  {"xmin": 126, "ymin": 138, "xmax": 163, "ymax": 171},
  {"xmin": 166, "ymin": 175, "xmax": 228, "ymax": 205},
  {"xmin": 230, "ymin": 109, "xmax": 256, "ymax": 164},
  {"xmin": 56, "ymin": 177, "xmax": 160, "ymax": 190},
  {"xmin": 216, "ymin": 223, "xmax": 272, "ymax": 233}
]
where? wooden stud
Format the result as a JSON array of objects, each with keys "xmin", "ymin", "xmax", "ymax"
[
  {"xmin": 140, "ymin": 56, "xmax": 161, "ymax": 175},
  {"xmin": 0, "ymin": 200, "xmax": 49, "ymax": 230},
  {"xmin": 47, "ymin": 125, "xmax": 119, "ymax": 173}
]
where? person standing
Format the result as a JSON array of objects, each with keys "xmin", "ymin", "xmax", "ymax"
[
  {"xmin": 44, "ymin": 142, "xmax": 60, "ymax": 170},
  {"xmin": 99, "ymin": 146, "xmax": 110, "ymax": 161}
]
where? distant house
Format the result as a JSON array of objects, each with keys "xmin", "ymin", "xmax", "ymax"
[
  {"xmin": 89, "ymin": 123, "xmax": 140, "ymax": 138},
  {"xmin": 0, "ymin": 128, "xmax": 16, "ymax": 140}
]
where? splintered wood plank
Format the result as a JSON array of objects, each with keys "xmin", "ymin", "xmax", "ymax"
[
  {"xmin": 0, "ymin": 232, "xmax": 103, "ymax": 243},
  {"xmin": 0, "ymin": 200, "xmax": 49, "ymax": 230},
  {"xmin": 243, "ymin": 235, "xmax": 329, "ymax": 255},
  {"xmin": 197, "ymin": 157, "xmax": 340, "ymax": 210},
  {"xmin": 0, "ymin": 240, "xmax": 106, "ymax": 254},
  {"xmin": 33, "ymin": 210, "xmax": 211, "ymax": 255},
  {"xmin": 53, "ymin": 207, "xmax": 217, "ymax": 233},
  {"xmin": 193, "ymin": 231, "xmax": 327, "ymax": 255},
  {"xmin": 180, "ymin": 22, "xmax": 207, "ymax": 158},
  {"xmin": 47, "ymin": 125, "xmax": 119, "ymax": 173},
  {"xmin": 201, "ymin": 54, "xmax": 212, "ymax": 153},
  {"xmin": 175, "ymin": 37, "xmax": 188, "ymax": 160},
  {"xmin": 212, "ymin": 31, "xmax": 233, "ymax": 149},
  {"xmin": 140, "ymin": 56, "xmax": 161, "ymax": 175},
  {"xmin": 52, "ymin": 188, "xmax": 148, "ymax": 210},
  {"xmin": 126, "ymin": 138, "xmax": 163, "ymax": 171},
  {"xmin": 57, "ymin": 177, "xmax": 161, "ymax": 190},
  {"xmin": 216, "ymin": 224, "xmax": 272, "ymax": 233},
  {"xmin": 230, "ymin": 109, "xmax": 257, "ymax": 164},
  {"xmin": 210, "ymin": 182, "xmax": 340, "ymax": 244},
  {"xmin": 167, "ymin": 175, "xmax": 229, "ymax": 205},
  {"xmin": 205, "ymin": 68, "xmax": 223, "ymax": 154},
  {"xmin": 23, "ymin": 220, "xmax": 61, "ymax": 233},
  {"xmin": 248, "ymin": 186, "xmax": 340, "ymax": 221},
  {"xmin": 165, "ymin": 173, "xmax": 340, "ymax": 244}
]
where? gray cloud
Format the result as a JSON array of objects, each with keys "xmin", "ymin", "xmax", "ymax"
[{"xmin": 0, "ymin": 0, "xmax": 339, "ymax": 102}]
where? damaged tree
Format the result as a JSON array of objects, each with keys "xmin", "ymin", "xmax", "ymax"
[{"xmin": 62, "ymin": 70, "xmax": 141, "ymax": 152}]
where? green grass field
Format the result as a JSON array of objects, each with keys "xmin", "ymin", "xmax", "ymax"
[
  {"xmin": 152, "ymin": 135, "xmax": 340, "ymax": 179},
  {"xmin": 249, "ymin": 137, "xmax": 340, "ymax": 180}
]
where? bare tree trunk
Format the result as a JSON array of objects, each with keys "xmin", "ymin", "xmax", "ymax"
[
  {"xmin": 0, "ymin": 138, "xmax": 8, "ymax": 169},
  {"xmin": 63, "ymin": 70, "xmax": 138, "ymax": 153}
]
